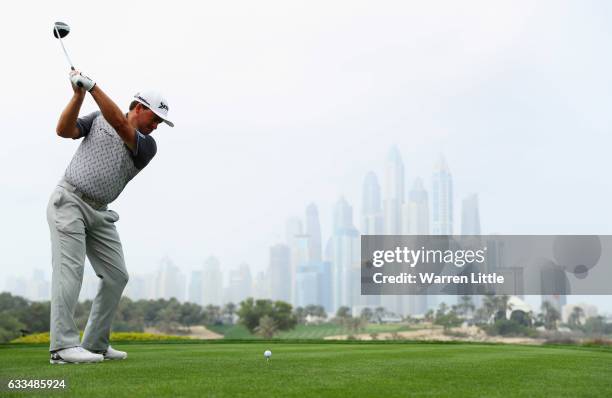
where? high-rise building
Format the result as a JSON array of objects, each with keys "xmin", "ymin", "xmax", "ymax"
[
  {"xmin": 305, "ymin": 203, "xmax": 322, "ymax": 262},
  {"xmin": 268, "ymin": 244, "xmax": 291, "ymax": 302},
  {"xmin": 295, "ymin": 261, "xmax": 332, "ymax": 312},
  {"xmin": 156, "ymin": 257, "xmax": 186, "ymax": 301},
  {"xmin": 331, "ymin": 197, "xmax": 360, "ymax": 312},
  {"xmin": 431, "ymin": 156, "xmax": 455, "ymax": 309},
  {"xmin": 362, "ymin": 171, "xmax": 383, "ymax": 234},
  {"xmin": 383, "ymin": 146, "xmax": 405, "ymax": 235},
  {"xmin": 253, "ymin": 271, "xmax": 269, "ymax": 299},
  {"xmin": 188, "ymin": 270, "xmax": 203, "ymax": 305},
  {"xmin": 286, "ymin": 217, "xmax": 305, "ymax": 306},
  {"xmin": 461, "ymin": 193, "xmax": 481, "ymax": 235},
  {"xmin": 432, "ymin": 155, "xmax": 453, "ymax": 235},
  {"xmin": 202, "ymin": 256, "xmax": 223, "ymax": 306},
  {"xmin": 402, "ymin": 178, "xmax": 430, "ymax": 235},
  {"xmin": 225, "ymin": 263, "xmax": 252, "ymax": 305}
]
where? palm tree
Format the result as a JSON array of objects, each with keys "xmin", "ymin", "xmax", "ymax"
[
  {"xmin": 540, "ymin": 301, "xmax": 560, "ymax": 330},
  {"xmin": 457, "ymin": 296, "xmax": 475, "ymax": 319},
  {"xmin": 568, "ymin": 306, "xmax": 585, "ymax": 328},
  {"xmin": 254, "ymin": 315, "xmax": 278, "ymax": 338}
]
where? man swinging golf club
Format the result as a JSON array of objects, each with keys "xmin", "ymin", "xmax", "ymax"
[{"xmin": 47, "ymin": 70, "xmax": 173, "ymax": 364}]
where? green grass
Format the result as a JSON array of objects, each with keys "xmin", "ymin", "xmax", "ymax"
[
  {"xmin": 0, "ymin": 342, "xmax": 610, "ymax": 397},
  {"xmin": 207, "ymin": 323, "xmax": 415, "ymax": 340}
]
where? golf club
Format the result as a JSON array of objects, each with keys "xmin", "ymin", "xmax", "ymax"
[{"xmin": 53, "ymin": 22, "xmax": 75, "ymax": 71}]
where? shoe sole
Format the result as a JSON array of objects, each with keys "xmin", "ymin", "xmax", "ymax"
[{"xmin": 50, "ymin": 359, "xmax": 103, "ymax": 365}]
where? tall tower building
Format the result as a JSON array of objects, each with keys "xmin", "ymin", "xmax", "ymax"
[
  {"xmin": 362, "ymin": 171, "xmax": 383, "ymax": 234},
  {"xmin": 331, "ymin": 197, "xmax": 360, "ymax": 312},
  {"xmin": 402, "ymin": 178, "xmax": 430, "ymax": 235},
  {"xmin": 156, "ymin": 257, "xmax": 186, "ymax": 301},
  {"xmin": 305, "ymin": 203, "xmax": 322, "ymax": 262},
  {"xmin": 432, "ymin": 155, "xmax": 453, "ymax": 235},
  {"xmin": 383, "ymin": 146, "xmax": 405, "ymax": 235},
  {"xmin": 202, "ymin": 256, "xmax": 223, "ymax": 306},
  {"xmin": 400, "ymin": 178, "xmax": 429, "ymax": 315},
  {"xmin": 225, "ymin": 263, "xmax": 252, "ymax": 305},
  {"xmin": 268, "ymin": 244, "xmax": 291, "ymax": 303},
  {"xmin": 188, "ymin": 271, "xmax": 203, "ymax": 305},
  {"xmin": 461, "ymin": 194, "xmax": 481, "ymax": 235}
]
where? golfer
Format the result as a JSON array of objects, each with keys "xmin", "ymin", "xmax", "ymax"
[{"xmin": 47, "ymin": 71, "xmax": 173, "ymax": 364}]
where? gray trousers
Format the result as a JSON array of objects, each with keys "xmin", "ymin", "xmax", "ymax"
[{"xmin": 47, "ymin": 179, "xmax": 128, "ymax": 352}]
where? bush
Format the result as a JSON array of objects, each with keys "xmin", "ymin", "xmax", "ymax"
[
  {"xmin": 11, "ymin": 331, "xmax": 192, "ymax": 344},
  {"xmin": 484, "ymin": 320, "xmax": 538, "ymax": 337}
]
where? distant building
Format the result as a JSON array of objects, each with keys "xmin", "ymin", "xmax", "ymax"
[
  {"xmin": 432, "ymin": 155, "xmax": 453, "ymax": 235},
  {"xmin": 268, "ymin": 244, "xmax": 291, "ymax": 302},
  {"xmin": 202, "ymin": 256, "xmax": 223, "ymax": 306},
  {"xmin": 156, "ymin": 257, "xmax": 186, "ymax": 301},
  {"xmin": 305, "ymin": 203, "xmax": 322, "ymax": 262},
  {"xmin": 461, "ymin": 194, "xmax": 481, "ymax": 235},
  {"xmin": 362, "ymin": 171, "xmax": 383, "ymax": 234},
  {"xmin": 383, "ymin": 146, "xmax": 405, "ymax": 235}
]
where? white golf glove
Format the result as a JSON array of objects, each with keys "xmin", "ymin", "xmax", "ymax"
[{"xmin": 70, "ymin": 70, "xmax": 96, "ymax": 92}]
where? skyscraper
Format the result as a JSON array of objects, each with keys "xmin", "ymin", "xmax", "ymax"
[
  {"xmin": 156, "ymin": 257, "xmax": 186, "ymax": 301},
  {"xmin": 202, "ymin": 256, "xmax": 223, "ymax": 306},
  {"xmin": 400, "ymin": 178, "xmax": 430, "ymax": 315},
  {"xmin": 331, "ymin": 197, "xmax": 360, "ymax": 312},
  {"xmin": 461, "ymin": 193, "xmax": 481, "ymax": 235},
  {"xmin": 383, "ymin": 146, "xmax": 405, "ymax": 235},
  {"xmin": 188, "ymin": 270, "xmax": 203, "ymax": 305},
  {"xmin": 431, "ymin": 156, "xmax": 454, "ymax": 309},
  {"xmin": 286, "ymin": 217, "xmax": 305, "ymax": 306},
  {"xmin": 362, "ymin": 171, "xmax": 383, "ymax": 234},
  {"xmin": 402, "ymin": 178, "xmax": 430, "ymax": 235},
  {"xmin": 432, "ymin": 155, "xmax": 453, "ymax": 235},
  {"xmin": 268, "ymin": 243, "xmax": 291, "ymax": 302},
  {"xmin": 225, "ymin": 263, "xmax": 252, "ymax": 305},
  {"xmin": 305, "ymin": 203, "xmax": 322, "ymax": 262}
]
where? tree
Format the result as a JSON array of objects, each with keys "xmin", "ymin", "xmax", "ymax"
[
  {"xmin": 360, "ymin": 307, "xmax": 373, "ymax": 322},
  {"xmin": 435, "ymin": 307, "xmax": 462, "ymax": 331},
  {"xmin": 335, "ymin": 306, "xmax": 351, "ymax": 320},
  {"xmin": 237, "ymin": 298, "xmax": 297, "ymax": 334},
  {"xmin": 223, "ymin": 302, "xmax": 237, "ymax": 324},
  {"xmin": 374, "ymin": 307, "xmax": 386, "ymax": 323},
  {"xmin": 568, "ymin": 306, "xmax": 584, "ymax": 329},
  {"xmin": 179, "ymin": 302, "xmax": 205, "ymax": 331},
  {"xmin": 294, "ymin": 307, "xmax": 307, "ymax": 324},
  {"xmin": 482, "ymin": 294, "xmax": 510, "ymax": 322},
  {"xmin": 204, "ymin": 305, "xmax": 222, "ymax": 324},
  {"xmin": 0, "ymin": 314, "xmax": 25, "ymax": 343},
  {"xmin": 540, "ymin": 301, "xmax": 560, "ymax": 330},
  {"xmin": 424, "ymin": 309, "xmax": 435, "ymax": 323},
  {"xmin": 457, "ymin": 296, "xmax": 475, "ymax": 319},
  {"xmin": 254, "ymin": 315, "xmax": 278, "ymax": 338}
]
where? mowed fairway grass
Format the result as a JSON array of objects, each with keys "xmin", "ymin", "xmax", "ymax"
[{"xmin": 0, "ymin": 342, "xmax": 610, "ymax": 397}]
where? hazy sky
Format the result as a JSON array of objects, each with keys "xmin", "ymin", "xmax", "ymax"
[{"xmin": 2, "ymin": 1, "xmax": 612, "ymax": 309}]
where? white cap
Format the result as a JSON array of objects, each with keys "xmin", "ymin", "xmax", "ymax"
[{"xmin": 133, "ymin": 90, "xmax": 174, "ymax": 127}]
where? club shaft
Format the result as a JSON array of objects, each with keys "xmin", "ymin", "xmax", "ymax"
[{"xmin": 54, "ymin": 25, "xmax": 75, "ymax": 69}]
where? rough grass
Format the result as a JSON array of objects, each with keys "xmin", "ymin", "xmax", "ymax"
[{"xmin": 0, "ymin": 342, "xmax": 610, "ymax": 397}]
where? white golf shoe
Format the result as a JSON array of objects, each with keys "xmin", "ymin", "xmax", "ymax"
[
  {"xmin": 50, "ymin": 347, "xmax": 104, "ymax": 364},
  {"xmin": 99, "ymin": 345, "xmax": 127, "ymax": 360}
]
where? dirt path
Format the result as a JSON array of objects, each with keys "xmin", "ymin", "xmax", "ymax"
[
  {"xmin": 144, "ymin": 325, "xmax": 224, "ymax": 340},
  {"xmin": 324, "ymin": 325, "xmax": 542, "ymax": 345}
]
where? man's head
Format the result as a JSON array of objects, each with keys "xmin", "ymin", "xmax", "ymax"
[{"xmin": 128, "ymin": 91, "xmax": 174, "ymax": 135}]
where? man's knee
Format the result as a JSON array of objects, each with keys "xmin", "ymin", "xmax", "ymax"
[{"xmin": 100, "ymin": 271, "xmax": 129, "ymax": 290}]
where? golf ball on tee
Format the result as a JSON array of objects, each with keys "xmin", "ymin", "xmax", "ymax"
[{"xmin": 264, "ymin": 350, "xmax": 272, "ymax": 359}]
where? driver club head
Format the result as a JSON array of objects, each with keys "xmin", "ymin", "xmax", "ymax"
[{"xmin": 53, "ymin": 22, "xmax": 70, "ymax": 39}]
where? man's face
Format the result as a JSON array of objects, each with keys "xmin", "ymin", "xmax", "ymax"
[{"xmin": 136, "ymin": 104, "xmax": 164, "ymax": 135}]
